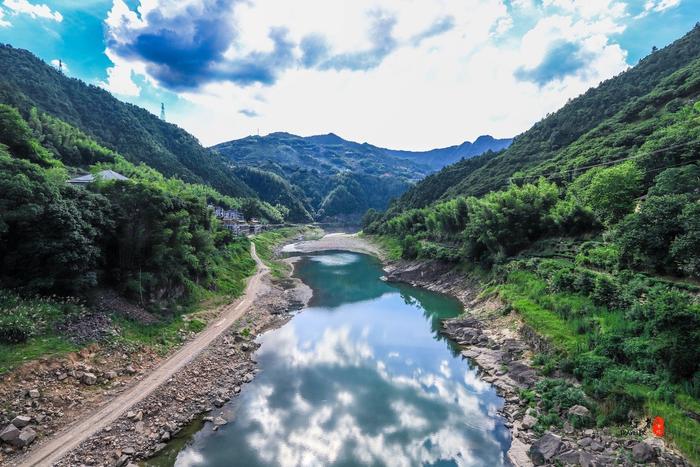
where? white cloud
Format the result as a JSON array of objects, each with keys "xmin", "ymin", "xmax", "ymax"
[
  {"xmin": 102, "ymin": 0, "xmax": 634, "ymax": 150},
  {"xmin": 3, "ymin": 0, "xmax": 62, "ymax": 22},
  {"xmin": 99, "ymin": 49, "xmax": 141, "ymax": 96},
  {"xmin": 0, "ymin": 8, "xmax": 9, "ymax": 27},
  {"xmin": 635, "ymin": 0, "xmax": 682, "ymax": 18}
]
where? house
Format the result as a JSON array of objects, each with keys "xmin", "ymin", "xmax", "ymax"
[
  {"xmin": 209, "ymin": 205, "xmax": 245, "ymax": 223},
  {"xmin": 68, "ymin": 170, "xmax": 129, "ymax": 186}
]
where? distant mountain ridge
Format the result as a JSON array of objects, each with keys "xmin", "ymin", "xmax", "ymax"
[{"xmin": 212, "ymin": 132, "xmax": 512, "ymax": 220}]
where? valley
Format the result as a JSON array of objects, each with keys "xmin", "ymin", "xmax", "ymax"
[{"xmin": 0, "ymin": 9, "xmax": 699, "ymax": 467}]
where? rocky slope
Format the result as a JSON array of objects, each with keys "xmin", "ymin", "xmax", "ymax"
[{"xmin": 384, "ymin": 259, "xmax": 689, "ymax": 467}]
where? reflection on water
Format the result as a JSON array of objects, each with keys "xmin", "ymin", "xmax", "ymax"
[{"xmin": 167, "ymin": 251, "xmax": 510, "ymax": 467}]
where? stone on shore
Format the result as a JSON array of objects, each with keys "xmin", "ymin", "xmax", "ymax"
[
  {"xmin": 0, "ymin": 424, "xmax": 19, "ymax": 443},
  {"xmin": 82, "ymin": 372, "xmax": 98, "ymax": 385},
  {"xmin": 631, "ymin": 441, "xmax": 656, "ymax": 463},
  {"xmin": 10, "ymin": 416, "xmax": 31, "ymax": 429},
  {"xmin": 15, "ymin": 427, "xmax": 36, "ymax": 447},
  {"xmin": 529, "ymin": 432, "xmax": 562, "ymax": 465}
]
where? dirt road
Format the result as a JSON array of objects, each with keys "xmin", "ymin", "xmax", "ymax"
[{"xmin": 17, "ymin": 243, "xmax": 268, "ymax": 467}]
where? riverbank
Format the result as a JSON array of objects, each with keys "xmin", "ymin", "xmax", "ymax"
[
  {"xmin": 290, "ymin": 233, "xmax": 689, "ymax": 466},
  {"xmin": 0, "ymin": 233, "xmax": 312, "ymax": 466}
]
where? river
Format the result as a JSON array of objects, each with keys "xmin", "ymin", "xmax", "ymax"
[{"xmin": 149, "ymin": 250, "xmax": 511, "ymax": 466}]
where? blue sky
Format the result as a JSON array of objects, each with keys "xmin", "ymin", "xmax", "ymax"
[{"xmin": 0, "ymin": 0, "xmax": 697, "ymax": 149}]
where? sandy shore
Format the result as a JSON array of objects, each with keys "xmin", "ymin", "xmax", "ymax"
[{"xmin": 281, "ymin": 232, "xmax": 383, "ymax": 259}]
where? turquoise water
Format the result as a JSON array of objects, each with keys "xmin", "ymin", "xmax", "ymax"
[{"xmin": 165, "ymin": 251, "xmax": 510, "ymax": 466}]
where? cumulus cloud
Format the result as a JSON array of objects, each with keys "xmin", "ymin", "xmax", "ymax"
[
  {"xmin": 3, "ymin": 0, "xmax": 62, "ymax": 22},
  {"xmin": 515, "ymin": 40, "xmax": 594, "ymax": 85},
  {"xmin": 100, "ymin": 0, "xmax": 639, "ymax": 149}
]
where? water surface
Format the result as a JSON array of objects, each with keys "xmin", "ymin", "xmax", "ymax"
[{"xmin": 161, "ymin": 251, "xmax": 510, "ymax": 466}]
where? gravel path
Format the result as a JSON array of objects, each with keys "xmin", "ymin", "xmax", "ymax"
[{"xmin": 16, "ymin": 243, "xmax": 269, "ymax": 467}]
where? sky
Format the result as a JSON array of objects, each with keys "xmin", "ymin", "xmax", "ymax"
[{"xmin": 0, "ymin": 1, "xmax": 697, "ymax": 150}]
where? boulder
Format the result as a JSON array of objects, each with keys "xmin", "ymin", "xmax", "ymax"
[
  {"xmin": 213, "ymin": 417, "xmax": 227, "ymax": 426},
  {"xmin": 10, "ymin": 416, "xmax": 31, "ymax": 428},
  {"xmin": 115, "ymin": 454, "xmax": 129, "ymax": 467},
  {"xmin": 521, "ymin": 414, "xmax": 537, "ymax": 430},
  {"xmin": 529, "ymin": 432, "xmax": 562, "ymax": 465},
  {"xmin": 28, "ymin": 389, "xmax": 40, "ymax": 399},
  {"xmin": 567, "ymin": 405, "xmax": 591, "ymax": 418},
  {"xmin": 555, "ymin": 450, "xmax": 581, "ymax": 465},
  {"xmin": 81, "ymin": 372, "xmax": 97, "ymax": 385},
  {"xmin": 631, "ymin": 441, "xmax": 656, "ymax": 463},
  {"xmin": 15, "ymin": 427, "xmax": 36, "ymax": 447},
  {"xmin": 0, "ymin": 424, "xmax": 19, "ymax": 444}
]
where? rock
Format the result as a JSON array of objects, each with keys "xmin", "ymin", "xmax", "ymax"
[
  {"xmin": 114, "ymin": 454, "xmax": 129, "ymax": 467},
  {"xmin": 631, "ymin": 441, "xmax": 656, "ymax": 463},
  {"xmin": 507, "ymin": 438, "xmax": 534, "ymax": 467},
  {"xmin": 125, "ymin": 365, "xmax": 136, "ymax": 375},
  {"xmin": 578, "ymin": 437, "xmax": 592, "ymax": 447},
  {"xmin": 556, "ymin": 449, "xmax": 581, "ymax": 465},
  {"xmin": 105, "ymin": 371, "xmax": 118, "ymax": 380},
  {"xmin": 81, "ymin": 372, "xmax": 97, "ymax": 385},
  {"xmin": 28, "ymin": 389, "xmax": 40, "ymax": 398},
  {"xmin": 590, "ymin": 441, "xmax": 604, "ymax": 452},
  {"xmin": 134, "ymin": 421, "xmax": 145, "ymax": 433},
  {"xmin": 563, "ymin": 421, "xmax": 574, "ymax": 434},
  {"xmin": 0, "ymin": 425, "xmax": 19, "ymax": 443},
  {"xmin": 522, "ymin": 414, "xmax": 537, "ymax": 430},
  {"xmin": 244, "ymin": 373, "xmax": 254, "ymax": 383},
  {"xmin": 529, "ymin": 432, "xmax": 562, "ymax": 465},
  {"xmin": 213, "ymin": 417, "xmax": 227, "ymax": 426},
  {"xmin": 567, "ymin": 405, "xmax": 591, "ymax": 418},
  {"xmin": 213, "ymin": 398, "xmax": 225, "ymax": 408},
  {"xmin": 11, "ymin": 415, "xmax": 31, "ymax": 428},
  {"xmin": 15, "ymin": 427, "xmax": 36, "ymax": 447},
  {"xmin": 122, "ymin": 447, "xmax": 136, "ymax": 455},
  {"xmin": 57, "ymin": 373, "xmax": 68, "ymax": 381},
  {"xmin": 160, "ymin": 431, "xmax": 171, "ymax": 442}
]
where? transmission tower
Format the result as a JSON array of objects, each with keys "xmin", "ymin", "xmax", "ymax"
[{"xmin": 160, "ymin": 103, "xmax": 166, "ymax": 121}]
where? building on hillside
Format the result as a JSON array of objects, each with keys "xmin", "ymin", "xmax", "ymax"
[
  {"xmin": 209, "ymin": 205, "xmax": 245, "ymax": 223},
  {"xmin": 208, "ymin": 205, "xmax": 247, "ymax": 235},
  {"xmin": 68, "ymin": 170, "xmax": 129, "ymax": 186}
]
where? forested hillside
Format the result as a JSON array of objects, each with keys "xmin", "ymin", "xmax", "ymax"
[
  {"xmin": 212, "ymin": 132, "xmax": 511, "ymax": 220},
  {"xmin": 364, "ymin": 24, "xmax": 700, "ymax": 463},
  {"xmin": 389, "ymin": 24, "xmax": 700, "ymax": 211},
  {"xmin": 0, "ymin": 101, "xmax": 287, "ymax": 367},
  {"xmin": 0, "ymin": 44, "xmax": 254, "ymax": 199}
]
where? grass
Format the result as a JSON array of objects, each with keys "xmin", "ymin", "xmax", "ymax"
[
  {"xmin": 252, "ymin": 225, "xmax": 319, "ymax": 278},
  {"xmin": 496, "ymin": 266, "xmax": 700, "ymax": 464},
  {"xmin": 497, "ymin": 271, "xmax": 588, "ymax": 352},
  {"xmin": 0, "ymin": 236, "xmax": 261, "ymax": 372},
  {"xmin": 361, "ymin": 234, "xmax": 403, "ymax": 260},
  {"xmin": 0, "ymin": 336, "xmax": 77, "ymax": 374}
]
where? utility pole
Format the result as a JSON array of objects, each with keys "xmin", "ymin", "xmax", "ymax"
[{"xmin": 160, "ymin": 103, "xmax": 166, "ymax": 121}]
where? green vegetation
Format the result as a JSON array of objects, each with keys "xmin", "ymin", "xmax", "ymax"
[
  {"xmin": 252, "ymin": 226, "xmax": 321, "ymax": 278},
  {"xmin": 387, "ymin": 25, "xmax": 700, "ymax": 212},
  {"xmin": 365, "ymin": 25, "xmax": 700, "ymax": 463},
  {"xmin": 213, "ymin": 132, "xmax": 510, "ymax": 221},
  {"xmin": 0, "ymin": 100, "xmax": 269, "ymax": 369}
]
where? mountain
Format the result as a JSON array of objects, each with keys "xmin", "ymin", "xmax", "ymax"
[
  {"xmin": 212, "ymin": 132, "xmax": 511, "ymax": 220},
  {"xmin": 364, "ymin": 26, "xmax": 700, "ymax": 464},
  {"xmin": 0, "ymin": 44, "xmax": 254, "ymax": 199},
  {"xmin": 390, "ymin": 25, "xmax": 700, "ymax": 211},
  {"xmin": 383, "ymin": 135, "xmax": 513, "ymax": 170}
]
